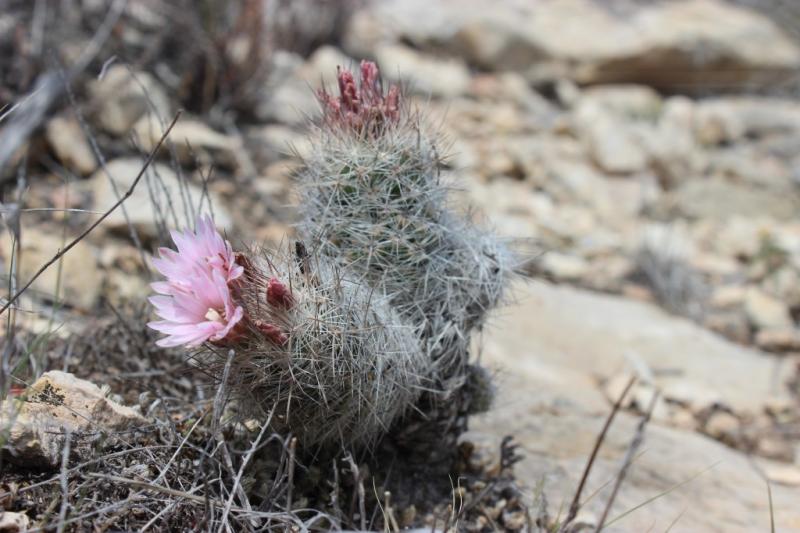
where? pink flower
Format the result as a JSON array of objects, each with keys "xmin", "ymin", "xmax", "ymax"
[
  {"xmin": 151, "ymin": 216, "xmax": 243, "ymax": 296},
  {"xmin": 148, "ymin": 217, "xmax": 244, "ymax": 348},
  {"xmin": 318, "ymin": 60, "xmax": 400, "ymax": 134}
]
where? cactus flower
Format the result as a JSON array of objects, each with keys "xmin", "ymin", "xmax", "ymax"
[{"xmin": 148, "ymin": 216, "xmax": 244, "ymax": 347}]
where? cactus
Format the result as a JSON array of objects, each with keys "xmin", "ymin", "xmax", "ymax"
[
  {"xmin": 297, "ymin": 61, "xmax": 514, "ymax": 444},
  {"xmin": 149, "ymin": 221, "xmax": 426, "ymax": 448},
  {"xmin": 229, "ymin": 247, "xmax": 427, "ymax": 447},
  {"xmin": 149, "ymin": 61, "xmax": 513, "ymax": 451}
]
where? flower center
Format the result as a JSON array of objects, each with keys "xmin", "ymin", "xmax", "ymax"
[{"xmin": 205, "ymin": 308, "xmax": 223, "ymax": 322}]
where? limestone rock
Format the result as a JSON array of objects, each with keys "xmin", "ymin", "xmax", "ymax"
[
  {"xmin": 133, "ymin": 117, "xmax": 239, "ymax": 169},
  {"xmin": 485, "ymin": 280, "xmax": 792, "ymax": 417},
  {"xmin": 1, "ymin": 371, "xmax": 146, "ymax": 469},
  {"xmin": 45, "ymin": 115, "xmax": 97, "ymax": 175},
  {"xmin": 471, "ymin": 279, "xmax": 800, "ymax": 529},
  {"xmin": 375, "ymin": 44, "xmax": 471, "ymax": 98},
  {"xmin": 255, "ymin": 47, "xmax": 354, "ymax": 124},
  {"xmin": 663, "ymin": 178, "xmax": 800, "ymax": 220},
  {"xmin": 344, "ymin": 0, "xmax": 800, "ymax": 90},
  {"xmin": 85, "ymin": 158, "xmax": 233, "ymax": 239},
  {"xmin": 744, "ymin": 288, "xmax": 793, "ymax": 330},
  {"xmin": 0, "ymin": 229, "xmax": 100, "ymax": 310},
  {"xmin": 573, "ymin": 101, "xmax": 649, "ymax": 175},
  {"xmin": 539, "ymin": 252, "xmax": 589, "ymax": 282},
  {"xmin": 0, "ymin": 512, "xmax": 30, "ymax": 533},
  {"xmin": 88, "ymin": 65, "xmax": 171, "ymax": 136}
]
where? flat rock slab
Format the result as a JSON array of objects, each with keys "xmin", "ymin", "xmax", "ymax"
[
  {"xmin": 471, "ymin": 408, "xmax": 800, "ymax": 532},
  {"xmin": 485, "ymin": 280, "xmax": 791, "ymax": 416},
  {"xmin": 472, "ymin": 280, "xmax": 800, "ymax": 531}
]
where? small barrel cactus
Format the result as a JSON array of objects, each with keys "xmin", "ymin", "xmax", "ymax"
[
  {"xmin": 148, "ymin": 218, "xmax": 426, "ymax": 447},
  {"xmin": 298, "ymin": 61, "xmax": 513, "ymax": 404},
  {"xmin": 148, "ymin": 62, "xmax": 514, "ymax": 452}
]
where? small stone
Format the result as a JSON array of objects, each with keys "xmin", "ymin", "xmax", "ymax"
[
  {"xmin": 501, "ymin": 509, "xmax": 526, "ymax": 530},
  {"xmin": 45, "ymin": 115, "xmax": 98, "ymax": 175},
  {"xmin": 667, "ymin": 407, "xmax": 697, "ymax": 431},
  {"xmin": 757, "ymin": 437, "xmax": 794, "ymax": 463},
  {"xmin": 704, "ymin": 311, "xmax": 751, "ymax": 345},
  {"xmin": 755, "ymin": 327, "xmax": 800, "ymax": 352},
  {"xmin": 375, "ymin": 44, "xmax": 471, "ymax": 98},
  {"xmin": 88, "ymin": 65, "xmax": 171, "ymax": 135},
  {"xmin": 764, "ymin": 397, "xmax": 795, "ymax": 418},
  {"xmin": 764, "ymin": 464, "xmax": 800, "ymax": 487},
  {"xmin": 399, "ymin": 505, "xmax": 417, "ymax": 528},
  {"xmin": 1, "ymin": 371, "xmax": 146, "ymax": 469},
  {"xmin": 703, "ymin": 411, "xmax": 740, "ymax": 442},
  {"xmin": 660, "ymin": 382, "xmax": 724, "ymax": 415},
  {"xmin": 484, "ymin": 498, "xmax": 506, "ymax": 521},
  {"xmin": 567, "ymin": 510, "xmax": 598, "ymax": 532},
  {"xmin": 744, "ymin": 288, "xmax": 793, "ymax": 330},
  {"xmin": 0, "ymin": 229, "xmax": 101, "ymax": 310},
  {"xmin": 86, "ymin": 158, "xmax": 233, "ymax": 239},
  {"xmin": 710, "ymin": 285, "xmax": 747, "ymax": 310},
  {"xmin": 133, "ymin": 117, "xmax": 239, "ymax": 169},
  {"xmin": 574, "ymin": 101, "xmax": 649, "ymax": 175},
  {"xmin": 540, "ymin": 252, "xmax": 589, "ymax": 282},
  {"xmin": 0, "ymin": 512, "xmax": 30, "ymax": 533}
]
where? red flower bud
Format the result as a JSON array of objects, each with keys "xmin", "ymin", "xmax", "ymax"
[{"xmin": 267, "ymin": 277, "xmax": 294, "ymax": 309}]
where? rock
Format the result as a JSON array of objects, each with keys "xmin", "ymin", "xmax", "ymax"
[
  {"xmin": 45, "ymin": 115, "xmax": 97, "ymax": 175},
  {"xmin": 297, "ymin": 45, "xmax": 354, "ymax": 87},
  {"xmin": 471, "ymin": 408, "xmax": 800, "ymax": 531},
  {"xmin": 469, "ymin": 73, "xmax": 557, "ymax": 118},
  {"xmin": 85, "ymin": 158, "xmax": 233, "ymax": 239},
  {"xmin": 538, "ymin": 0, "xmax": 800, "ymax": 89},
  {"xmin": 709, "ymin": 146, "xmax": 792, "ymax": 189},
  {"xmin": 1, "ymin": 371, "xmax": 146, "ymax": 469},
  {"xmin": 254, "ymin": 52, "xmax": 314, "ymax": 124},
  {"xmin": 756, "ymin": 437, "xmax": 795, "ymax": 463},
  {"xmin": 471, "ymin": 280, "xmax": 800, "ymax": 530},
  {"xmin": 709, "ymin": 216, "xmax": 773, "ymax": 261},
  {"xmin": 704, "ymin": 310, "xmax": 752, "ymax": 345},
  {"xmin": 646, "ymin": 96, "xmax": 704, "ymax": 187},
  {"xmin": 255, "ymin": 47, "xmax": 354, "ymax": 124},
  {"xmin": 579, "ymin": 84, "xmax": 662, "ymax": 120},
  {"xmin": 744, "ymin": 288, "xmax": 793, "ymax": 330},
  {"xmin": 573, "ymin": 100, "xmax": 649, "ymax": 174},
  {"xmin": 703, "ymin": 410, "xmax": 740, "ymax": 442},
  {"xmin": 374, "ymin": 44, "xmax": 471, "ymax": 97},
  {"xmin": 485, "ymin": 280, "xmax": 792, "ymax": 417},
  {"xmin": 694, "ymin": 100, "xmax": 746, "ymax": 146},
  {"xmin": 0, "ymin": 229, "xmax": 100, "ymax": 310},
  {"xmin": 88, "ymin": 65, "xmax": 171, "ymax": 136},
  {"xmin": 0, "ymin": 512, "xmax": 30, "ymax": 533},
  {"xmin": 694, "ymin": 97, "xmax": 800, "ymax": 144},
  {"xmin": 541, "ymin": 160, "xmax": 646, "ymax": 219},
  {"xmin": 345, "ymin": 0, "xmax": 800, "ymax": 90},
  {"xmin": 539, "ymin": 252, "xmax": 589, "ymax": 282},
  {"xmin": 133, "ymin": 117, "xmax": 239, "ymax": 169},
  {"xmin": 663, "ymin": 177, "xmax": 800, "ymax": 221},
  {"xmin": 245, "ymin": 125, "xmax": 314, "ymax": 170},
  {"xmin": 710, "ymin": 285, "xmax": 748, "ymax": 310},
  {"xmin": 763, "ymin": 463, "xmax": 800, "ymax": 487},
  {"xmin": 755, "ymin": 327, "xmax": 800, "ymax": 352}
]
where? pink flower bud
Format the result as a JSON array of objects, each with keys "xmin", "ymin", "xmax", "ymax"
[
  {"xmin": 267, "ymin": 277, "xmax": 294, "ymax": 309},
  {"xmin": 256, "ymin": 321, "xmax": 288, "ymax": 346},
  {"xmin": 318, "ymin": 60, "xmax": 401, "ymax": 135}
]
